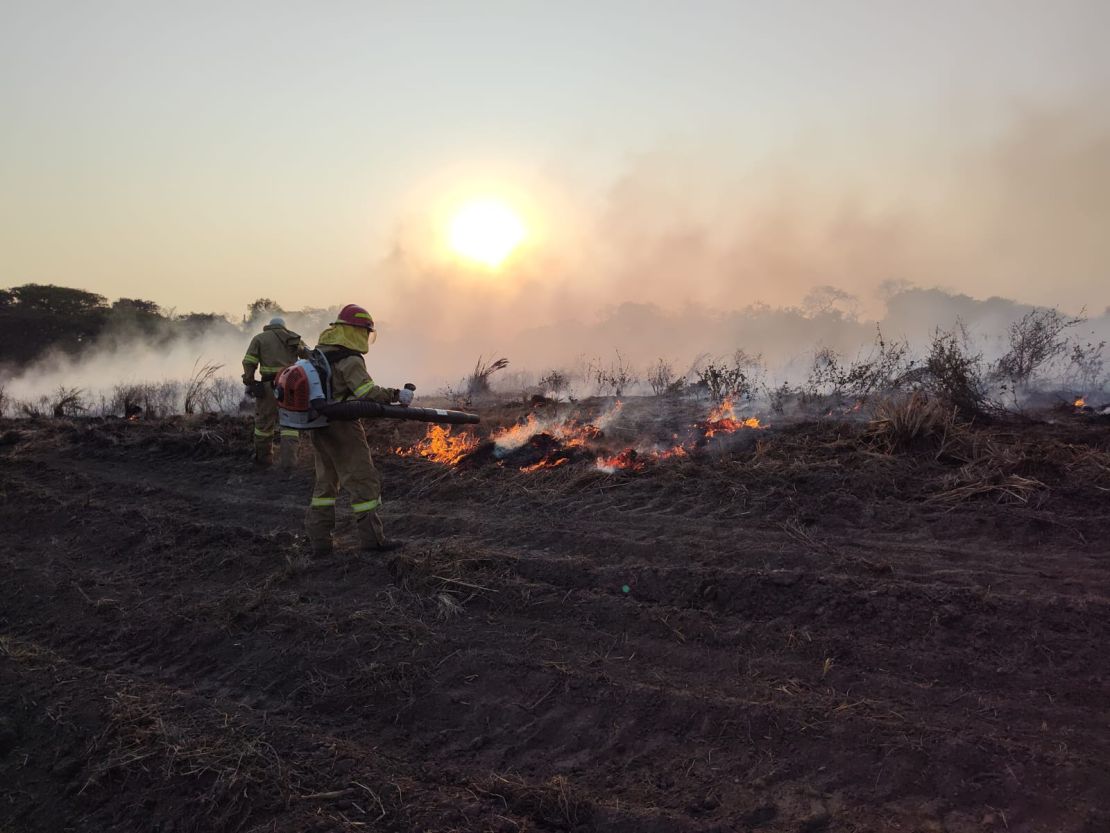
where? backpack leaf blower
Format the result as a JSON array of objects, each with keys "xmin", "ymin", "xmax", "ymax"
[{"xmin": 274, "ymin": 353, "xmax": 479, "ymax": 430}]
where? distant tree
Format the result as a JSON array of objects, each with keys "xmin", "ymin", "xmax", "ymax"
[
  {"xmin": 178, "ymin": 312, "xmax": 223, "ymax": 325},
  {"xmin": 5, "ymin": 284, "xmax": 106, "ymax": 315},
  {"xmin": 0, "ymin": 283, "xmax": 109, "ymax": 365},
  {"xmin": 245, "ymin": 298, "xmax": 283, "ymax": 324},
  {"xmin": 112, "ymin": 298, "xmax": 162, "ymax": 316},
  {"xmin": 177, "ymin": 312, "xmax": 240, "ymax": 338},
  {"xmin": 108, "ymin": 297, "xmax": 167, "ymax": 335},
  {"xmin": 801, "ymin": 286, "xmax": 860, "ymax": 320}
]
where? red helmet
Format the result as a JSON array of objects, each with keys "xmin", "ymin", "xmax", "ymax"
[{"xmin": 333, "ymin": 304, "xmax": 375, "ymax": 330}]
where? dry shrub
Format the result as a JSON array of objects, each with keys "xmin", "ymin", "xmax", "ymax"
[
  {"xmin": 994, "ymin": 308, "xmax": 1083, "ymax": 408},
  {"xmin": 647, "ymin": 358, "xmax": 687, "ymax": 396},
  {"xmin": 589, "ymin": 350, "xmax": 639, "ymax": 397},
  {"xmin": 695, "ymin": 350, "xmax": 763, "ymax": 402},
  {"xmin": 18, "ymin": 396, "xmax": 48, "ymax": 418},
  {"xmin": 923, "ymin": 325, "xmax": 990, "ymax": 418},
  {"xmin": 867, "ymin": 392, "xmax": 958, "ymax": 454},
  {"xmin": 209, "ymin": 376, "xmax": 247, "ymax": 414},
  {"xmin": 806, "ymin": 328, "xmax": 912, "ymax": 402},
  {"xmin": 467, "ymin": 356, "xmax": 510, "ymax": 397},
  {"xmin": 50, "ymin": 386, "xmax": 87, "ymax": 417},
  {"xmin": 538, "ymin": 369, "xmax": 569, "ymax": 401},
  {"xmin": 102, "ymin": 382, "xmax": 181, "ymax": 418},
  {"xmin": 183, "ymin": 360, "xmax": 225, "ymax": 414}
]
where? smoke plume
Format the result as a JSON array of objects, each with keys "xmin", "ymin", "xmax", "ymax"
[{"xmin": 2, "ymin": 103, "xmax": 1109, "ymax": 410}]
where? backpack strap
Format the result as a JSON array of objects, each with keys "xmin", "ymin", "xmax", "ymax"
[
  {"xmin": 319, "ymin": 345, "xmax": 363, "ymax": 362},
  {"xmin": 307, "ymin": 348, "xmax": 334, "ymax": 402}
]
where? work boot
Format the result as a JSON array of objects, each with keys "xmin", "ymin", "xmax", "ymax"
[
  {"xmin": 355, "ymin": 509, "xmax": 402, "ymax": 553},
  {"xmin": 310, "ymin": 539, "xmax": 333, "ymax": 559}
]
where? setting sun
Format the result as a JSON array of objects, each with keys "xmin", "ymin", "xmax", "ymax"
[{"xmin": 448, "ymin": 198, "xmax": 526, "ymax": 268}]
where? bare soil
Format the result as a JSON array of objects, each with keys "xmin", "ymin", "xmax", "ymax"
[{"xmin": 1, "ymin": 406, "xmax": 1108, "ymax": 833}]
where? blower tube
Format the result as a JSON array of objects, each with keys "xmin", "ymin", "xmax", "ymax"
[
  {"xmin": 319, "ymin": 400, "xmax": 480, "ymax": 425},
  {"xmin": 319, "ymin": 384, "xmax": 479, "ymax": 425}
]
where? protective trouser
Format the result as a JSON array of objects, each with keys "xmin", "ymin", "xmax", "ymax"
[
  {"xmin": 279, "ymin": 427, "xmax": 299, "ymax": 470},
  {"xmin": 305, "ymin": 420, "xmax": 385, "ymax": 548},
  {"xmin": 253, "ymin": 384, "xmax": 278, "ymax": 464}
]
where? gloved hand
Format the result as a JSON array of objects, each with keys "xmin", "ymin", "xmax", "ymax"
[
  {"xmin": 242, "ymin": 373, "xmax": 254, "ymax": 386},
  {"xmin": 397, "ymin": 387, "xmax": 414, "ymax": 407}
]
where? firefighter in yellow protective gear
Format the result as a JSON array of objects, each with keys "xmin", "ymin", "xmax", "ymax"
[
  {"xmin": 242, "ymin": 317, "xmax": 307, "ymax": 468},
  {"xmin": 305, "ymin": 303, "xmax": 413, "ymax": 558}
]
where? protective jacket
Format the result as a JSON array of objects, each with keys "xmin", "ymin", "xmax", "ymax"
[
  {"xmin": 243, "ymin": 324, "xmax": 305, "ymax": 382},
  {"xmin": 316, "ymin": 338, "xmax": 399, "ymax": 404},
  {"xmin": 244, "ymin": 323, "xmax": 305, "ymax": 467},
  {"xmin": 304, "ymin": 326, "xmax": 401, "ymax": 550}
]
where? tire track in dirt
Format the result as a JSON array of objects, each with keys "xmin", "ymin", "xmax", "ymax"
[
  {"xmin": 31, "ymin": 451, "xmax": 1105, "ymax": 603},
  {"xmin": 4, "ymin": 426, "xmax": 1110, "ymax": 833}
]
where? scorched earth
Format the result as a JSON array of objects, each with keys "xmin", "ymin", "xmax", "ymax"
[{"xmin": 1, "ymin": 398, "xmax": 1108, "ymax": 833}]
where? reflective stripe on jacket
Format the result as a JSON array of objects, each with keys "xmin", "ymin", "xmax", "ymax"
[
  {"xmin": 318, "ymin": 346, "xmax": 397, "ymax": 403},
  {"xmin": 243, "ymin": 325, "xmax": 305, "ymax": 379}
]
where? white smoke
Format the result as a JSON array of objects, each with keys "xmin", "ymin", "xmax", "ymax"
[{"xmin": 3, "ymin": 103, "xmax": 1110, "ymax": 412}]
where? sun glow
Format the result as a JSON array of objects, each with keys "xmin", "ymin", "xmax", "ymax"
[{"xmin": 447, "ymin": 198, "xmax": 526, "ymax": 268}]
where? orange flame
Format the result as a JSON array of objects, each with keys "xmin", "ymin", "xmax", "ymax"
[
  {"xmin": 1075, "ymin": 397, "xmax": 1087, "ymax": 409},
  {"xmin": 491, "ymin": 413, "xmax": 544, "ymax": 450},
  {"xmin": 596, "ymin": 449, "xmax": 645, "ymax": 473},
  {"xmin": 596, "ymin": 443, "xmax": 688, "ymax": 472},
  {"xmin": 491, "ymin": 403, "xmax": 618, "ymax": 452},
  {"xmin": 491, "ymin": 414, "xmax": 600, "ymax": 450},
  {"xmin": 520, "ymin": 456, "xmax": 570, "ymax": 473},
  {"xmin": 395, "ymin": 425, "xmax": 479, "ymax": 466},
  {"xmin": 703, "ymin": 398, "xmax": 763, "ymax": 437},
  {"xmin": 398, "ymin": 399, "xmax": 767, "ymax": 476},
  {"xmin": 656, "ymin": 444, "xmax": 688, "ymax": 460}
]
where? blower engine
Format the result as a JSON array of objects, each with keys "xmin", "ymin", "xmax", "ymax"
[
  {"xmin": 274, "ymin": 351, "xmax": 480, "ymax": 429},
  {"xmin": 273, "ymin": 353, "xmax": 331, "ymax": 430}
]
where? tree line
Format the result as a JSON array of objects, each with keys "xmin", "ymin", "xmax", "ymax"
[{"xmin": 0, "ymin": 283, "xmax": 285, "ymax": 366}]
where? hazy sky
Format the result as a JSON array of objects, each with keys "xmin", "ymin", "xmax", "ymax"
[{"xmin": 2, "ymin": 0, "xmax": 1109, "ymax": 320}]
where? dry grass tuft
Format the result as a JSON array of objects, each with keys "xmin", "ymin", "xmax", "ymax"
[
  {"xmin": 928, "ymin": 470, "xmax": 1048, "ymax": 505},
  {"xmin": 473, "ymin": 772, "xmax": 592, "ymax": 827},
  {"xmin": 866, "ymin": 392, "xmax": 959, "ymax": 454},
  {"xmin": 94, "ymin": 680, "xmax": 302, "ymax": 824},
  {"xmin": 0, "ymin": 634, "xmax": 62, "ymax": 667}
]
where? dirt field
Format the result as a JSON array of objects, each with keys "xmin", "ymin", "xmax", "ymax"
[{"xmin": 2, "ymin": 404, "xmax": 1109, "ymax": 833}]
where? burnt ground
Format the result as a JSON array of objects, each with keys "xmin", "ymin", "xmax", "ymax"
[{"xmin": 1, "ymin": 407, "xmax": 1109, "ymax": 833}]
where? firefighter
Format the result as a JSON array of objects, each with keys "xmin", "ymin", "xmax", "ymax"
[
  {"xmin": 305, "ymin": 303, "xmax": 413, "ymax": 557},
  {"xmin": 242, "ymin": 317, "xmax": 307, "ymax": 468}
]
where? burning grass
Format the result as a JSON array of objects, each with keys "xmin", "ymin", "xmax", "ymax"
[
  {"xmin": 394, "ymin": 397, "xmax": 767, "ymax": 475},
  {"xmin": 700, "ymin": 397, "xmax": 763, "ymax": 437},
  {"xmin": 394, "ymin": 424, "xmax": 480, "ymax": 466}
]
